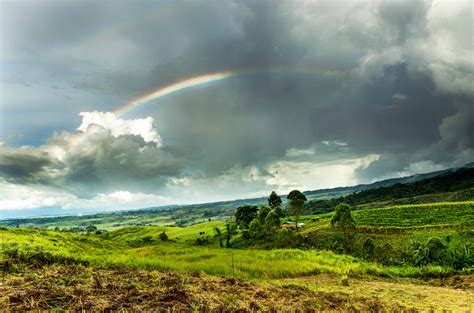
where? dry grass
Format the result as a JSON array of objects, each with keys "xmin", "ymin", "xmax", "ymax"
[
  {"xmin": 1, "ymin": 261, "xmax": 411, "ymax": 311},
  {"xmin": 273, "ymin": 274, "xmax": 474, "ymax": 311}
]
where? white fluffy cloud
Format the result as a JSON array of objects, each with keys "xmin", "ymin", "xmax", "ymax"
[{"xmin": 78, "ymin": 111, "xmax": 162, "ymax": 145}]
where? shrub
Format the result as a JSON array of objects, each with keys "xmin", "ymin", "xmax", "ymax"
[
  {"xmin": 159, "ymin": 231, "xmax": 169, "ymax": 242},
  {"xmin": 412, "ymin": 240, "xmax": 430, "ymax": 266},
  {"xmin": 374, "ymin": 243, "xmax": 394, "ymax": 265},
  {"xmin": 195, "ymin": 237, "xmax": 209, "ymax": 246},
  {"xmin": 141, "ymin": 236, "xmax": 153, "ymax": 243},
  {"xmin": 450, "ymin": 243, "xmax": 473, "ymax": 270},
  {"xmin": 3, "ymin": 247, "xmax": 88, "ymax": 267},
  {"xmin": 426, "ymin": 237, "xmax": 447, "ymax": 264},
  {"xmin": 363, "ymin": 238, "xmax": 375, "ymax": 259}
]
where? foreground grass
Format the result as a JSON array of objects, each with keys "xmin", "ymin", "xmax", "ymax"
[{"xmin": 2, "ymin": 261, "xmax": 472, "ymax": 311}]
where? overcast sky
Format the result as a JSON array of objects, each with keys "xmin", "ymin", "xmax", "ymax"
[{"xmin": 0, "ymin": 0, "xmax": 473, "ymax": 217}]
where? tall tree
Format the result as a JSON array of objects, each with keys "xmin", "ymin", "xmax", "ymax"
[
  {"xmin": 331, "ymin": 203, "xmax": 356, "ymax": 250},
  {"xmin": 268, "ymin": 191, "xmax": 284, "ymax": 218},
  {"xmin": 287, "ymin": 190, "xmax": 307, "ymax": 231},
  {"xmin": 214, "ymin": 227, "xmax": 223, "ymax": 247},
  {"xmin": 225, "ymin": 222, "xmax": 237, "ymax": 248}
]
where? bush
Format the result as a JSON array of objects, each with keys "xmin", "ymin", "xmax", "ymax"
[
  {"xmin": 141, "ymin": 236, "xmax": 153, "ymax": 244},
  {"xmin": 426, "ymin": 237, "xmax": 447, "ymax": 264},
  {"xmin": 159, "ymin": 231, "xmax": 169, "ymax": 241},
  {"xmin": 195, "ymin": 237, "xmax": 209, "ymax": 246},
  {"xmin": 363, "ymin": 238, "xmax": 375, "ymax": 259},
  {"xmin": 3, "ymin": 247, "xmax": 89, "ymax": 267},
  {"xmin": 374, "ymin": 243, "xmax": 394, "ymax": 265},
  {"xmin": 450, "ymin": 243, "xmax": 473, "ymax": 270}
]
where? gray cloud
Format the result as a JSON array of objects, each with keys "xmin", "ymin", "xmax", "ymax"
[{"xmin": 0, "ymin": 146, "xmax": 52, "ymax": 182}]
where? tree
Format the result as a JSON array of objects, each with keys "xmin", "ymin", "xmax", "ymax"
[
  {"xmin": 287, "ymin": 190, "xmax": 307, "ymax": 231},
  {"xmin": 264, "ymin": 210, "xmax": 281, "ymax": 233},
  {"xmin": 257, "ymin": 205, "xmax": 271, "ymax": 224},
  {"xmin": 268, "ymin": 191, "xmax": 285, "ymax": 218},
  {"xmin": 214, "ymin": 227, "xmax": 223, "ymax": 247},
  {"xmin": 331, "ymin": 203, "xmax": 356, "ymax": 250},
  {"xmin": 235, "ymin": 205, "xmax": 259, "ymax": 229},
  {"xmin": 225, "ymin": 222, "xmax": 237, "ymax": 248}
]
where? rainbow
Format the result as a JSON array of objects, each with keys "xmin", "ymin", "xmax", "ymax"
[
  {"xmin": 114, "ymin": 66, "xmax": 344, "ymax": 117},
  {"xmin": 68, "ymin": 66, "xmax": 344, "ymax": 148}
]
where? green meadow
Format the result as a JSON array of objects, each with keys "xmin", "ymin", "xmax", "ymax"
[{"xmin": 2, "ymin": 202, "xmax": 473, "ymax": 280}]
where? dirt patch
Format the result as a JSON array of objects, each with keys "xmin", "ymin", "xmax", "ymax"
[{"xmin": 427, "ymin": 275, "xmax": 474, "ymax": 290}]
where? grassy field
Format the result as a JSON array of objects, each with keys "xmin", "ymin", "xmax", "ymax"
[
  {"xmin": 2, "ymin": 225, "xmax": 453, "ymax": 279},
  {"xmin": 2, "ymin": 201, "xmax": 473, "ymax": 310}
]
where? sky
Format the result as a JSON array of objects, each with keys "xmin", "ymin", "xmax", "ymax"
[{"xmin": 0, "ymin": 0, "xmax": 473, "ymax": 217}]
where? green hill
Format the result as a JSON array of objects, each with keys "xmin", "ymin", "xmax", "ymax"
[{"xmin": 306, "ymin": 167, "xmax": 474, "ymax": 214}]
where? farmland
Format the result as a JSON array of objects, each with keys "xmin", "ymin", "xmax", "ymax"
[{"xmin": 352, "ymin": 202, "xmax": 474, "ymax": 228}]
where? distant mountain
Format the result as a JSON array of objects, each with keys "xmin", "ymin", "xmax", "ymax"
[{"xmin": 304, "ymin": 166, "xmax": 462, "ymax": 199}]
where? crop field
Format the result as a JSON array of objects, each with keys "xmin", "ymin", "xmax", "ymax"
[{"xmin": 352, "ymin": 201, "xmax": 474, "ymax": 228}]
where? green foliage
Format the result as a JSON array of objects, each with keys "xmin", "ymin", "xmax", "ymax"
[
  {"xmin": 353, "ymin": 202, "xmax": 474, "ymax": 227},
  {"xmin": 141, "ymin": 236, "xmax": 153, "ymax": 244},
  {"xmin": 159, "ymin": 231, "xmax": 169, "ymax": 241},
  {"xmin": 225, "ymin": 222, "xmax": 237, "ymax": 248},
  {"xmin": 235, "ymin": 205, "xmax": 259, "ymax": 229},
  {"xmin": 265, "ymin": 210, "xmax": 281, "ymax": 231},
  {"xmin": 257, "ymin": 206, "xmax": 271, "ymax": 223},
  {"xmin": 450, "ymin": 243, "xmax": 473, "ymax": 270},
  {"xmin": 268, "ymin": 191, "xmax": 282, "ymax": 210},
  {"xmin": 287, "ymin": 190, "xmax": 307, "ymax": 231},
  {"xmin": 86, "ymin": 225, "xmax": 98, "ymax": 232},
  {"xmin": 426, "ymin": 237, "xmax": 447, "ymax": 263},
  {"xmin": 3, "ymin": 247, "xmax": 89, "ymax": 267},
  {"xmin": 307, "ymin": 167, "xmax": 474, "ymax": 214},
  {"xmin": 331, "ymin": 203, "xmax": 356, "ymax": 251},
  {"xmin": 363, "ymin": 238, "xmax": 375, "ymax": 258}
]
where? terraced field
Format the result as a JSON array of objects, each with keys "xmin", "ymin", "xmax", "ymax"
[{"xmin": 352, "ymin": 201, "xmax": 474, "ymax": 227}]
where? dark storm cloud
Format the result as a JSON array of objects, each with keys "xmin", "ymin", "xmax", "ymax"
[
  {"xmin": 1, "ymin": 0, "xmax": 473, "ymax": 197},
  {"xmin": 0, "ymin": 147, "xmax": 52, "ymax": 182},
  {"xmin": 59, "ymin": 129, "xmax": 182, "ymax": 193}
]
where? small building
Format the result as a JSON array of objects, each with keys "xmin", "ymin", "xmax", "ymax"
[{"xmin": 281, "ymin": 221, "xmax": 304, "ymax": 230}]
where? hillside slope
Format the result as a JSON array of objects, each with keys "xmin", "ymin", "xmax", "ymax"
[{"xmin": 307, "ymin": 167, "xmax": 474, "ymax": 214}]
